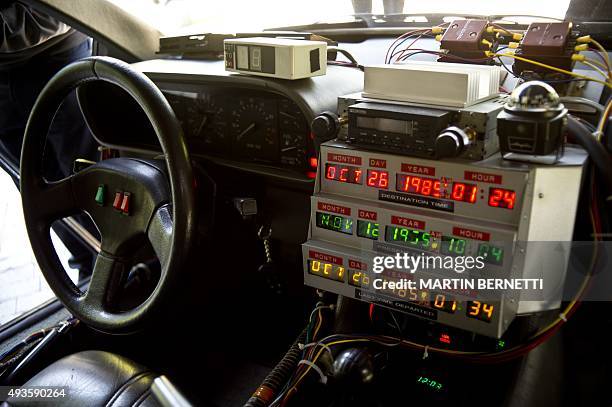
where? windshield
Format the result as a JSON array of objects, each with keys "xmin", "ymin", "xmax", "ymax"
[{"xmin": 110, "ymin": 0, "xmax": 571, "ymax": 35}]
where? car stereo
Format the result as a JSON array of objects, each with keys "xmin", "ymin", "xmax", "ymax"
[{"xmin": 339, "ymin": 93, "xmax": 505, "ymax": 161}]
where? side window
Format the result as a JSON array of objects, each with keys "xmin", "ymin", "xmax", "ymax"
[{"xmin": 0, "ymin": 171, "xmax": 78, "ymax": 325}]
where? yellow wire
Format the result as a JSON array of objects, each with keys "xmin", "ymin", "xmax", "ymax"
[
  {"xmin": 494, "ymin": 52, "xmax": 612, "ymax": 89},
  {"xmin": 584, "ymin": 58, "xmax": 608, "ymax": 72},
  {"xmin": 581, "ymin": 61, "xmax": 611, "ymax": 82},
  {"xmin": 597, "ymin": 99, "xmax": 612, "ymax": 139},
  {"xmin": 284, "ymin": 339, "xmax": 370, "ymax": 400},
  {"xmin": 584, "ymin": 59, "xmax": 611, "ymax": 77},
  {"xmin": 489, "ymin": 24, "xmax": 518, "ymax": 36},
  {"xmin": 590, "ymin": 39, "xmax": 611, "ymax": 72}
]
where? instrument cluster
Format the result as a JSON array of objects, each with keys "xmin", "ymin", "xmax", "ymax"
[{"xmin": 163, "ymin": 87, "xmax": 316, "ymax": 175}]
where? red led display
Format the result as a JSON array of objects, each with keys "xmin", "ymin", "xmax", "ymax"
[
  {"xmin": 488, "ymin": 188, "xmax": 516, "ymax": 209},
  {"xmin": 396, "ymin": 174, "xmax": 477, "ymax": 203},
  {"xmin": 325, "ymin": 164, "xmax": 363, "ymax": 184},
  {"xmin": 397, "ymin": 174, "xmax": 442, "ymax": 197},
  {"xmin": 450, "ymin": 182, "xmax": 478, "ymax": 203},
  {"xmin": 366, "ymin": 169, "xmax": 389, "ymax": 189}
]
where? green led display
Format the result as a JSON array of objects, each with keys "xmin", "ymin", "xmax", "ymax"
[
  {"xmin": 416, "ymin": 376, "xmax": 443, "ymax": 391},
  {"xmin": 440, "ymin": 236, "xmax": 466, "ymax": 256},
  {"xmin": 357, "ymin": 220, "xmax": 379, "ymax": 240},
  {"xmin": 315, "ymin": 212, "xmax": 353, "ymax": 235},
  {"xmin": 478, "ymin": 243, "xmax": 504, "ymax": 265},
  {"xmin": 384, "ymin": 226, "xmax": 431, "ymax": 249}
]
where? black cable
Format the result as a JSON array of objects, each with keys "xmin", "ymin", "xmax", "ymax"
[
  {"xmin": 244, "ymin": 327, "xmax": 308, "ymax": 407},
  {"xmin": 327, "ymin": 47, "xmax": 358, "ymax": 65},
  {"xmin": 496, "ymin": 56, "xmax": 585, "ymax": 84},
  {"xmin": 327, "ymin": 47, "xmax": 364, "ymax": 71},
  {"xmin": 567, "ymin": 115, "xmax": 612, "ymax": 201}
]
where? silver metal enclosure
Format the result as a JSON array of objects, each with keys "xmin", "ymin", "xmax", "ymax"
[{"xmin": 302, "ymin": 141, "xmax": 587, "ymax": 338}]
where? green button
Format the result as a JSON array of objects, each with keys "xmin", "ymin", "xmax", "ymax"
[{"xmin": 95, "ymin": 184, "xmax": 106, "ymax": 206}]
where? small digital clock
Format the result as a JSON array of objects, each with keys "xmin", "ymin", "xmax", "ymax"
[{"xmin": 416, "ymin": 375, "xmax": 444, "ymax": 392}]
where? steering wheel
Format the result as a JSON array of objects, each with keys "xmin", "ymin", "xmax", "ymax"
[{"xmin": 20, "ymin": 57, "xmax": 196, "ymax": 332}]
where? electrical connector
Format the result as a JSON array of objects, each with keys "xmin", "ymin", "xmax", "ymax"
[
  {"xmin": 435, "ymin": 34, "xmax": 443, "ymax": 42},
  {"xmin": 576, "ymin": 35, "xmax": 592, "ymax": 43},
  {"xmin": 571, "ymin": 54, "xmax": 586, "ymax": 62},
  {"xmin": 508, "ymin": 42, "xmax": 520, "ymax": 49},
  {"xmin": 574, "ymin": 44, "xmax": 589, "ymax": 52},
  {"xmin": 431, "ymin": 26, "xmax": 444, "ymax": 34},
  {"xmin": 486, "ymin": 26, "xmax": 495, "ymax": 33},
  {"xmin": 481, "ymin": 39, "xmax": 493, "ymax": 48},
  {"xmin": 512, "ymin": 33, "xmax": 523, "ymax": 41}
]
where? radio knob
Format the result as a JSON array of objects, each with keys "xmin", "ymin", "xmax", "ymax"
[
  {"xmin": 435, "ymin": 126, "xmax": 470, "ymax": 158},
  {"xmin": 312, "ymin": 111, "xmax": 346, "ymax": 144}
]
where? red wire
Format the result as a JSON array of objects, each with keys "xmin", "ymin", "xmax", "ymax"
[
  {"xmin": 385, "ymin": 29, "xmax": 431, "ymax": 63},
  {"xmin": 392, "ymin": 33, "xmax": 428, "ymax": 63},
  {"xmin": 394, "ymin": 49, "xmax": 493, "ymax": 63}
]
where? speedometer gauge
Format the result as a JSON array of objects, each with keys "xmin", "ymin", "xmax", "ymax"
[{"xmin": 231, "ymin": 97, "xmax": 278, "ymax": 161}]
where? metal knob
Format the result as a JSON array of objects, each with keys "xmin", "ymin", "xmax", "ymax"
[{"xmin": 435, "ymin": 126, "xmax": 470, "ymax": 158}]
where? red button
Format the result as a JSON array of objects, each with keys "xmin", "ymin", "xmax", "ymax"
[
  {"xmin": 112, "ymin": 192, "xmax": 123, "ymax": 210},
  {"xmin": 120, "ymin": 192, "xmax": 131, "ymax": 215}
]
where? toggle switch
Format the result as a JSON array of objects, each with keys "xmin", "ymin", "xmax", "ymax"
[
  {"xmin": 95, "ymin": 184, "xmax": 106, "ymax": 206},
  {"xmin": 120, "ymin": 192, "xmax": 131, "ymax": 215},
  {"xmin": 112, "ymin": 191, "xmax": 123, "ymax": 210}
]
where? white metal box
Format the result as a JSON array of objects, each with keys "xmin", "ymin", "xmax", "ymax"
[
  {"xmin": 223, "ymin": 37, "xmax": 327, "ymax": 80},
  {"xmin": 363, "ymin": 62, "xmax": 501, "ymax": 107}
]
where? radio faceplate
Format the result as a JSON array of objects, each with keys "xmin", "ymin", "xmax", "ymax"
[
  {"xmin": 338, "ymin": 93, "xmax": 505, "ymax": 161},
  {"xmin": 302, "ymin": 141, "xmax": 588, "ymax": 338}
]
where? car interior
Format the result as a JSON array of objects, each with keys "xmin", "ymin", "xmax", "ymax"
[{"xmin": 0, "ymin": 0, "xmax": 611, "ymax": 406}]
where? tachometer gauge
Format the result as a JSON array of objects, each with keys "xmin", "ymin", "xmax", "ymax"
[
  {"xmin": 186, "ymin": 93, "xmax": 230, "ymax": 153},
  {"xmin": 231, "ymin": 97, "xmax": 278, "ymax": 161}
]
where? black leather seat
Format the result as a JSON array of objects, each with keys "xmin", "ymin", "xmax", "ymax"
[{"xmin": 1, "ymin": 351, "xmax": 159, "ymax": 407}]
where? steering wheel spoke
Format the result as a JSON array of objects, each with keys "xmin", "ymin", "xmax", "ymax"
[
  {"xmin": 147, "ymin": 205, "xmax": 173, "ymax": 268},
  {"xmin": 34, "ymin": 177, "xmax": 78, "ymax": 224},
  {"xmin": 83, "ymin": 252, "xmax": 127, "ymax": 310}
]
